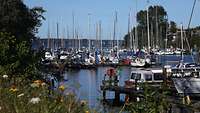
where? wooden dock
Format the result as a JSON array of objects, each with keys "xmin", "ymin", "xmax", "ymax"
[
  {"xmin": 100, "ymin": 85, "xmax": 141, "ymax": 105},
  {"xmin": 100, "ymin": 85, "xmax": 143, "ymax": 94}
]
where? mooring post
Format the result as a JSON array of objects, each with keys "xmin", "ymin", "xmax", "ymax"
[
  {"xmin": 103, "ymin": 90, "xmax": 106, "ymax": 101},
  {"xmin": 114, "ymin": 91, "xmax": 120, "ymax": 105}
]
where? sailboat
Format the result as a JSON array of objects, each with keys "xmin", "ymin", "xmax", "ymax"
[
  {"xmin": 129, "ymin": 3, "xmax": 151, "ymax": 67},
  {"xmin": 170, "ymin": 24, "xmax": 200, "ymax": 94}
]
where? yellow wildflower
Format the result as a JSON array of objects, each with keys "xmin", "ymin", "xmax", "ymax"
[
  {"xmin": 85, "ymin": 110, "xmax": 89, "ymax": 113},
  {"xmin": 81, "ymin": 100, "xmax": 87, "ymax": 106},
  {"xmin": 59, "ymin": 85, "xmax": 65, "ymax": 91},
  {"xmin": 10, "ymin": 85, "xmax": 18, "ymax": 92},
  {"xmin": 34, "ymin": 80, "xmax": 42, "ymax": 86}
]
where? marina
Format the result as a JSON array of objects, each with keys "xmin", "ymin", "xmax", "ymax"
[{"xmin": 1, "ymin": 0, "xmax": 200, "ymax": 113}]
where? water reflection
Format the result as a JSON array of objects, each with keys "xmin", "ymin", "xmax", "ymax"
[
  {"xmin": 60, "ymin": 67, "xmax": 131, "ymax": 109},
  {"xmin": 59, "ymin": 55, "xmax": 195, "ymax": 111}
]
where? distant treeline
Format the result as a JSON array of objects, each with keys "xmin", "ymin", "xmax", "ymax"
[{"xmin": 124, "ymin": 5, "xmax": 200, "ymax": 50}]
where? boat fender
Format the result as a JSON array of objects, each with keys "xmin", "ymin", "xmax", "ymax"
[
  {"xmin": 136, "ymin": 58, "xmax": 140, "ymax": 62},
  {"xmin": 107, "ymin": 68, "xmax": 116, "ymax": 76}
]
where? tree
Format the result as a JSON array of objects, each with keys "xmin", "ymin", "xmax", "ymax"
[
  {"xmin": 125, "ymin": 84, "xmax": 170, "ymax": 113},
  {"xmin": 0, "ymin": 0, "xmax": 45, "ymax": 78},
  {"xmin": 124, "ymin": 5, "xmax": 168, "ymax": 49}
]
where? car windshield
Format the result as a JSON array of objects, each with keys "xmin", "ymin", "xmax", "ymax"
[{"xmin": 131, "ymin": 73, "xmax": 141, "ymax": 80}]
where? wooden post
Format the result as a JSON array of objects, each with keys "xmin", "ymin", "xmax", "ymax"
[
  {"xmin": 114, "ymin": 91, "xmax": 120, "ymax": 105},
  {"xmin": 103, "ymin": 90, "xmax": 106, "ymax": 101}
]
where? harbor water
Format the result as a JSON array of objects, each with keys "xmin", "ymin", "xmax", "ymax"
[{"xmin": 58, "ymin": 55, "xmax": 197, "ymax": 111}]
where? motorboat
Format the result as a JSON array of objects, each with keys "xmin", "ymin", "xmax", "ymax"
[
  {"xmin": 125, "ymin": 68, "xmax": 164, "ymax": 88},
  {"xmin": 45, "ymin": 51, "xmax": 55, "ymax": 60}
]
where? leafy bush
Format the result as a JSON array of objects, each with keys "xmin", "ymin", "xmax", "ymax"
[{"xmin": 0, "ymin": 75, "xmax": 90, "ymax": 113}]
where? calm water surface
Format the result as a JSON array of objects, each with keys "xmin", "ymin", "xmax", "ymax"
[
  {"xmin": 58, "ymin": 55, "xmax": 197, "ymax": 112},
  {"xmin": 60, "ymin": 66, "xmax": 131, "ymax": 108}
]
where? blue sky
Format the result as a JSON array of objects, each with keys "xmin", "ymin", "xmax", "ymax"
[{"xmin": 24, "ymin": 0, "xmax": 200, "ymax": 39}]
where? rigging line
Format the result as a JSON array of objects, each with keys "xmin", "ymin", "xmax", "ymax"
[
  {"xmin": 185, "ymin": 0, "xmax": 197, "ymax": 63},
  {"xmin": 187, "ymin": 0, "xmax": 197, "ymax": 29}
]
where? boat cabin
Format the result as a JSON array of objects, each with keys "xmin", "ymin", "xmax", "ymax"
[
  {"xmin": 131, "ymin": 69, "xmax": 163, "ymax": 82},
  {"xmin": 125, "ymin": 68, "xmax": 164, "ymax": 88}
]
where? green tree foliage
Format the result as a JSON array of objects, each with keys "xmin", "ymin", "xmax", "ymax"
[
  {"xmin": 125, "ymin": 84, "xmax": 170, "ymax": 113},
  {"xmin": 0, "ymin": 0, "xmax": 45, "ymax": 43},
  {"xmin": 0, "ymin": 32, "xmax": 40, "ymax": 79},
  {"xmin": 187, "ymin": 26, "xmax": 200, "ymax": 49},
  {"xmin": 124, "ymin": 5, "xmax": 168, "ymax": 49},
  {"xmin": 166, "ymin": 21, "xmax": 178, "ymax": 48},
  {"xmin": 0, "ymin": 0, "xmax": 45, "ymax": 78}
]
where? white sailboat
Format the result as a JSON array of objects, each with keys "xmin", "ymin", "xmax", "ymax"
[
  {"xmin": 170, "ymin": 23, "xmax": 200, "ymax": 94},
  {"xmin": 130, "ymin": 2, "xmax": 151, "ymax": 67}
]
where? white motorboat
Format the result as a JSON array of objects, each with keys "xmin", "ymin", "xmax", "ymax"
[
  {"xmin": 130, "ymin": 56, "xmax": 151, "ymax": 67},
  {"xmin": 125, "ymin": 68, "xmax": 164, "ymax": 88},
  {"xmin": 130, "ymin": 57, "xmax": 146, "ymax": 67},
  {"xmin": 45, "ymin": 51, "xmax": 55, "ymax": 60}
]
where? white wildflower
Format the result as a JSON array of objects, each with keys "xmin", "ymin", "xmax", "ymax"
[
  {"xmin": 41, "ymin": 82, "xmax": 46, "ymax": 86},
  {"xmin": 30, "ymin": 83, "xmax": 39, "ymax": 88},
  {"xmin": 2, "ymin": 75, "xmax": 8, "ymax": 78},
  {"xmin": 30, "ymin": 97, "xmax": 40, "ymax": 104},
  {"xmin": 0, "ymin": 106, "xmax": 1, "ymax": 110},
  {"xmin": 17, "ymin": 93, "xmax": 24, "ymax": 97}
]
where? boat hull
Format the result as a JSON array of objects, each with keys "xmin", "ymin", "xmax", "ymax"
[{"xmin": 172, "ymin": 77, "xmax": 200, "ymax": 94}]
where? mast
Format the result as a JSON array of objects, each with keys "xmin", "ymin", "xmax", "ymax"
[
  {"xmin": 135, "ymin": 0, "xmax": 138, "ymax": 50},
  {"xmin": 156, "ymin": 6, "xmax": 159, "ymax": 49},
  {"xmin": 146, "ymin": 0, "xmax": 150, "ymax": 53},
  {"xmin": 181, "ymin": 24, "xmax": 184, "ymax": 62},
  {"xmin": 72, "ymin": 12, "xmax": 75, "ymax": 49},
  {"xmin": 61, "ymin": 28, "xmax": 65, "ymax": 49},
  {"xmin": 75, "ymin": 28, "xmax": 80, "ymax": 50},
  {"xmin": 66, "ymin": 25, "xmax": 70, "ymax": 48},
  {"xmin": 151, "ymin": 22, "xmax": 154, "ymax": 48},
  {"xmin": 88, "ymin": 13, "xmax": 91, "ymax": 51},
  {"xmin": 99, "ymin": 21, "xmax": 102, "ymax": 51},
  {"xmin": 95, "ymin": 22, "xmax": 98, "ymax": 50},
  {"xmin": 113, "ymin": 11, "xmax": 117, "ymax": 49},
  {"xmin": 47, "ymin": 22, "xmax": 50, "ymax": 49},
  {"xmin": 128, "ymin": 11, "xmax": 132, "ymax": 49},
  {"xmin": 56, "ymin": 22, "xmax": 59, "ymax": 49},
  {"xmin": 52, "ymin": 22, "xmax": 55, "ymax": 51}
]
